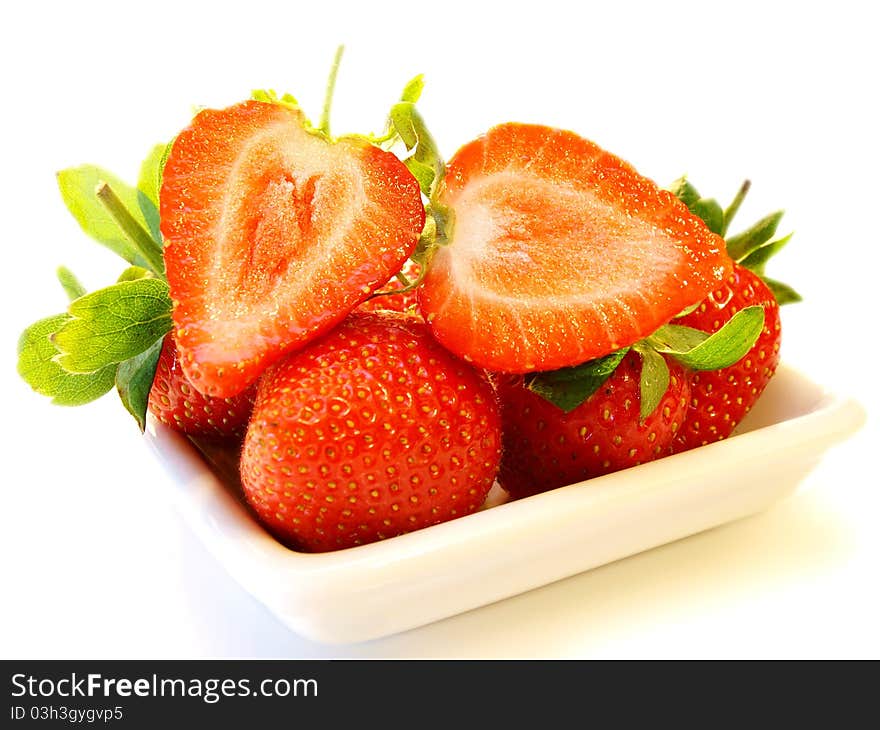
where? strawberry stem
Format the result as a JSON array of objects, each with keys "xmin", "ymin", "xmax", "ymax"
[
  {"xmin": 370, "ymin": 256, "xmax": 432, "ymax": 301},
  {"xmin": 721, "ymin": 179, "xmax": 751, "ymax": 237},
  {"xmin": 95, "ymin": 183, "xmax": 165, "ymax": 275},
  {"xmin": 318, "ymin": 45, "xmax": 345, "ymax": 136}
]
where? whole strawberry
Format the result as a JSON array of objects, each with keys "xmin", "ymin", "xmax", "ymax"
[
  {"xmin": 493, "ymin": 269, "xmax": 768, "ymax": 498},
  {"xmin": 497, "ymin": 351, "xmax": 690, "ymax": 498},
  {"xmin": 666, "ymin": 178, "xmax": 799, "ymax": 451},
  {"xmin": 148, "ymin": 336, "xmax": 256, "ymax": 439},
  {"xmin": 239, "ymin": 312, "xmax": 502, "ymax": 552},
  {"xmin": 673, "ymin": 263, "xmax": 780, "ymax": 450}
]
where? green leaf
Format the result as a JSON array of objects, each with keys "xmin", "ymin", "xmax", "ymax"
[
  {"xmin": 117, "ymin": 265, "xmax": 155, "ymax": 283},
  {"xmin": 667, "ymin": 179, "xmax": 725, "ymax": 233},
  {"xmin": 726, "ymin": 210, "xmax": 784, "ymax": 261},
  {"xmin": 400, "ymin": 74, "xmax": 425, "ymax": 103},
  {"xmin": 116, "ymin": 337, "xmax": 164, "ymax": 431},
  {"xmin": 57, "ymin": 165, "xmax": 162, "ymax": 269},
  {"xmin": 525, "ymin": 348, "xmax": 630, "ymax": 413},
  {"xmin": 763, "ymin": 277, "xmax": 803, "ymax": 306},
  {"xmin": 667, "ymin": 176, "xmax": 701, "ymax": 207},
  {"xmin": 649, "ymin": 305, "xmax": 765, "ymax": 371},
  {"xmin": 404, "ymin": 158, "xmax": 436, "ymax": 194},
  {"xmin": 251, "ymin": 89, "xmax": 301, "ymax": 109},
  {"xmin": 56, "ymin": 266, "xmax": 86, "ymax": 302},
  {"xmin": 366, "ymin": 75, "xmax": 427, "ymax": 145},
  {"xmin": 690, "ymin": 198, "xmax": 724, "ymax": 234},
  {"xmin": 738, "ymin": 233, "xmax": 793, "ymax": 275},
  {"xmin": 137, "ymin": 143, "xmax": 167, "ymax": 242},
  {"xmin": 17, "ymin": 314, "xmax": 116, "ymax": 406},
  {"xmin": 388, "ymin": 102, "xmax": 419, "ymax": 148},
  {"xmin": 388, "ymin": 101, "xmax": 444, "ymax": 198},
  {"xmin": 649, "ymin": 322, "xmax": 706, "ymax": 353},
  {"xmin": 52, "ymin": 278, "xmax": 173, "ymax": 373},
  {"xmin": 632, "ymin": 344, "xmax": 670, "ymax": 421},
  {"xmin": 137, "ymin": 143, "xmax": 165, "ymax": 209}
]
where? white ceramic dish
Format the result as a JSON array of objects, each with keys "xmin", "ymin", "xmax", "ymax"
[{"xmin": 145, "ymin": 363, "xmax": 864, "ymax": 644}]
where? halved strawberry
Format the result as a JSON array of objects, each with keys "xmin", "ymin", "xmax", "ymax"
[
  {"xmin": 418, "ymin": 123, "xmax": 731, "ymax": 373},
  {"xmin": 161, "ymin": 100, "xmax": 425, "ymax": 398}
]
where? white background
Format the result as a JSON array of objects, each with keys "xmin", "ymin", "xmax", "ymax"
[{"xmin": 2, "ymin": 1, "xmax": 877, "ymax": 658}]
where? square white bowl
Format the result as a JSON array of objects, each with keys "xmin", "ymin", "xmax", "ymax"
[{"xmin": 144, "ymin": 363, "xmax": 865, "ymax": 644}]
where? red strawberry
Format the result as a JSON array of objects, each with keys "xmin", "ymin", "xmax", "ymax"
[
  {"xmin": 161, "ymin": 100, "xmax": 425, "ymax": 398},
  {"xmin": 665, "ymin": 177, "xmax": 797, "ymax": 451},
  {"xmin": 673, "ymin": 262, "xmax": 781, "ymax": 451},
  {"xmin": 496, "ymin": 351, "xmax": 690, "ymax": 498},
  {"xmin": 148, "ymin": 336, "xmax": 256, "ymax": 439},
  {"xmin": 417, "ymin": 123, "xmax": 731, "ymax": 373},
  {"xmin": 239, "ymin": 312, "xmax": 502, "ymax": 552}
]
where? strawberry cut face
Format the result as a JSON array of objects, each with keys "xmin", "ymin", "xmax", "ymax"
[
  {"xmin": 445, "ymin": 172, "xmax": 684, "ymax": 298},
  {"xmin": 161, "ymin": 101, "xmax": 425, "ymax": 398},
  {"xmin": 419, "ymin": 123, "xmax": 732, "ymax": 373}
]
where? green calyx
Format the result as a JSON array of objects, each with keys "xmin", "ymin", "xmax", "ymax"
[
  {"xmin": 251, "ymin": 88, "xmax": 302, "ymax": 111},
  {"xmin": 668, "ymin": 175, "xmax": 801, "ymax": 305},
  {"xmin": 18, "ymin": 142, "xmax": 173, "ymax": 430},
  {"xmin": 524, "ymin": 348, "xmax": 631, "ymax": 414},
  {"xmin": 367, "ymin": 72, "xmax": 452, "ymax": 303},
  {"xmin": 526, "ymin": 305, "xmax": 765, "ymax": 418},
  {"xmin": 51, "ymin": 278, "xmax": 172, "ymax": 374}
]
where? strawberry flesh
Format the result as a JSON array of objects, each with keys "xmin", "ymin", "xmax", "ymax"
[{"xmin": 161, "ymin": 101, "xmax": 425, "ymax": 398}]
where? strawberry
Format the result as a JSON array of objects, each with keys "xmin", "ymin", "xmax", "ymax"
[
  {"xmin": 666, "ymin": 178, "xmax": 798, "ymax": 451},
  {"xmin": 161, "ymin": 99, "xmax": 425, "ymax": 399},
  {"xmin": 417, "ymin": 123, "xmax": 732, "ymax": 373},
  {"xmin": 239, "ymin": 312, "xmax": 502, "ymax": 552},
  {"xmin": 148, "ymin": 335, "xmax": 256, "ymax": 439},
  {"xmin": 497, "ymin": 351, "xmax": 690, "ymax": 498},
  {"xmin": 673, "ymin": 263, "xmax": 780, "ymax": 450}
]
